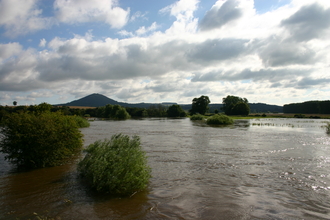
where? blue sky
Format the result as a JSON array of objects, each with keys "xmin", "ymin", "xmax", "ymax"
[{"xmin": 0, "ymin": 0, "xmax": 329, "ymax": 106}]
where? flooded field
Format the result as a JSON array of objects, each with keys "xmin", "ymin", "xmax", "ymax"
[{"xmin": 1, "ymin": 118, "xmax": 330, "ymax": 219}]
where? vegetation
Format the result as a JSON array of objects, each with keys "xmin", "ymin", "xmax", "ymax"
[
  {"xmin": 206, "ymin": 114, "xmax": 234, "ymax": 125},
  {"xmin": 190, "ymin": 114, "xmax": 204, "ymax": 120},
  {"xmin": 167, "ymin": 104, "xmax": 187, "ymax": 117},
  {"xmin": 326, "ymin": 123, "xmax": 330, "ymax": 134},
  {"xmin": 190, "ymin": 95, "xmax": 210, "ymax": 115},
  {"xmin": 0, "ymin": 111, "xmax": 83, "ymax": 168},
  {"xmin": 222, "ymin": 95, "xmax": 250, "ymax": 115},
  {"xmin": 284, "ymin": 100, "xmax": 330, "ymax": 114},
  {"xmin": 104, "ymin": 104, "xmax": 131, "ymax": 119},
  {"xmin": 78, "ymin": 134, "xmax": 151, "ymax": 195},
  {"xmin": 73, "ymin": 115, "xmax": 90, "ymax": 128}
]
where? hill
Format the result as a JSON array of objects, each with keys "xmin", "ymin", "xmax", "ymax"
[
  {"xmin": 59, "ymin": 93, "xmax": 283, "ymax": 113},
  {"xmin": 60, "ymin": 93, "xmax": 120, "ymax": 107}
]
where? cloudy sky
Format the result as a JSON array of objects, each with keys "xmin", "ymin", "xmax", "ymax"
[{"xmin": 0, "ymin": 0, "xmax": 329, "ymax": 106}]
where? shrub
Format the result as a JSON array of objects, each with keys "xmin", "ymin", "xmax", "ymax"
[
  {"xmin": 78, "ymin": 134, "xmax": 151, "ymax": 195},
  {"xmin": 190, "ymin": 114, "xmax": 204, "ymax": 121},
  {"xmin": 0, "ymin": 111, "xmax": 83, "ymax": 168},
  {"xmin": 73, "ymin": 115, "xmax": 90, "ymax": 128},
  {"xmin": 206, "ymin": 114, "xmax": 233, "ymax": 125},
  {"xmin": 326, "ymin": 122, "xmax": 330, "ymax": 134}
]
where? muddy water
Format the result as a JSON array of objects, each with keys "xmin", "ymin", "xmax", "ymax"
[{"xmin": 1, "ymin": 118, "xmax": 330, "ymax": 219}]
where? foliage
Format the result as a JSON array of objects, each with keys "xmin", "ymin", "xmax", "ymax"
[
  {"xmin": 190, "ymin": 114, "xmax": 204, "ymax": 120},
  {"xmin": 231, "ymin": 102, "xmax": 250, "ymax": 116},
  {"xmin": 206, "ymin": 114, "xmax": 234, "ymax": 125},
  {"xmin": 167, "ymin": 104, "xmax": 187, "ymax": 117},
  {"xmin": 72, "ymin": 115, "xmax": 90, "ymax": 128},
  {"xmin": 326, "ymin": 123, "xmax": 330, "ymax": 134},
  {"xmin": 190, "ymin": 95, "xmax": 210, "ymax": 115},
  {"xmin": 222, "ymin": 95, "xmax": 249, "ymax": 115},
  {"xmin": 0, "ymin": 111, "xmax": 83, "ymax": 168},
  {"xmin": 284, "ymin": 100, "xmax": 330, "ymax": 114},
  {"xmin": 105, "ymin": 104, "xmax": 131, "ymax": 119},
  {"xmin": 78, "ymin": 134, "xmax": 151, "ymax": 195}
]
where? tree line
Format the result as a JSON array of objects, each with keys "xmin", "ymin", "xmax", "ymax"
[{"xmin": 283, "ymin": 100, "xmax": 330, "ymax": 114}]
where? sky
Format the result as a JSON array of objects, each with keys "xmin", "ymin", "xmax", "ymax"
[{"xmin": 0, "ymin": 0, "xmax": 330, "ymax": 106}]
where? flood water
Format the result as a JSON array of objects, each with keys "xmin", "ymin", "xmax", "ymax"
[{"xmin": 1, "ymin": 118, "xmax": 330, "ymax": 219}]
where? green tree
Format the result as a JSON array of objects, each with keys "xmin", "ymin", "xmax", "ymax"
[
  {"xmin": 190, "ymin": 95, "xmax": 210, "ymax": 115},
  {"xmin": 231, "ymin": 102, "xmax": 250, "ymax": 116},
  {"xmin": 167, "ymin": 104, "xmax": 187, "ymax": 117},
  {"xmin": 0, "ymin": 111, "xmax": 83, "ymax": 168},
  {"xmin": 105, "ymin": 104, "xmax": 130, "ymax": 119},
  {"xmin": 222, "ymin": 95, "xmax": 249, "ymax": 115},
  {"xmin": 13, "ymin": 101, "xmax": 17, "ymax": 106}
]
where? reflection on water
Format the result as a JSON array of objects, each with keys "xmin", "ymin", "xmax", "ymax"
[{"xmin": 1, "ymin": 118, "xmax": 330, "ymax": 219}]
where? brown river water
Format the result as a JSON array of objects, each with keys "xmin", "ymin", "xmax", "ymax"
[{"xmin": 1, "ymin": 118, "xmax": 330, "ymax": 219}]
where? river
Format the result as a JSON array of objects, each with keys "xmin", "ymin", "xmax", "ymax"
[{"xmin": 1, "ymin": 118, "xmax": 330, "ymax": 219}]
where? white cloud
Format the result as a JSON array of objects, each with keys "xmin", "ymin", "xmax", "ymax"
[
  {"xmin": 136, "ymin": 22, "xmax": 159, "ymax": 36},
  {"xmin": 1, "ymin": 0, "xmax": 330, "ymax": 105},
  {"xmin": 54, "ymin": 0, "xmax": 130, "ymax": 29},
  {"xmin": 39, "ymin": 38, "xmax": 47, "ymax": 47},
  {"xmin": 0, "ymin": 0, "xmax": 54, "ymax": 37}
]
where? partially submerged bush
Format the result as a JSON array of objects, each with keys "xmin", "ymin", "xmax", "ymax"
[
  {"xmin": 73, "ymin": 115, "xmax": 90, "ymax": 128},
  {"xmin": 78, "ymin": 134, "xmax": 151, "ymax": 196},
  {"xmin": 190, "ymin": 114, "xmax": 204, "ymax": 121},
  {"xmin": 206, "ymin": 114, "xmax": 233, "ymax": 125},
  {"xmin": 0, "ymin": 111, "xmax": 83, "ymax": 168}
]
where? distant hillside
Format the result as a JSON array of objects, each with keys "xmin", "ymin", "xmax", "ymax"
[
  {"xmin": 59, "ymin": 93, "xmax": 156, "ymax": 108},
  {"xmin": 60, "ymin": 93, "xmax": 120, "ymax": 107},
  {"xmin": 59, "ymin": 93, "xmax": 283, "ymax": 113}
]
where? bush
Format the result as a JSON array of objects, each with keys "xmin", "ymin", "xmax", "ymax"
[
  {"xmin": 190, "ymin": 114, "xmax": 204, "ymax": 121},
  {"xmin": 326, "ymin": 123, "xmax": 330, "ymax": 134},
  {"xmin": 0, "ymin": 111, "xmax": 83, "ymax": 168},
  {"xmin": 206, "ymin": 114, "xmax": 233, "ymax": 125},
  {"xmin": 78, "ymin": 134, "xmax": 151, "ymax": 195},
  {"xmin": 73, "ymin": 115, "xmax": 90, "ymax": 128}
]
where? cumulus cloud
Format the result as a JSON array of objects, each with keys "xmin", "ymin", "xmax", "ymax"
[
  {"xmin": 1, "ymin": 0, "xmax": 330, "ymax": 105},
  {"xmin": 54, "ymin": 0, "xmax": 130, "ymax": 29},
  {"xmin": 199, "ymin": 0, "xmax": 243, "ymax": 31},
  {"xmin": 39, "ymin": 38, "xmax": 47, "ymax": 47},
  {"xmin": 0, "ymin": 0, "xmax": 54, "ymax": 37},
  {"xmin": 256, "ymin": 38, "xmax": 317, "ymax": 67},
  {"xmin": 281, "ymin": 3, "xmax": 330, "ymax": 42}
]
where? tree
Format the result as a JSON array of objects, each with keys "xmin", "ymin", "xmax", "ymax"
[
  {"xmin": 190, "ymin": 95, "xmax": 210, "ymax": 115},
  {"xmin": 222, "ymin": 95, "xmax": 249, "ymax": 115},
  {"xmin": 167, "ymin": 104, "xmax": 187, "ymax": 117},
  {"xmin": 0, "ymin": 111, "xmax": 83, "ymax": 168},
  {"xmin": 13, "ymin": 101, "xmax": 17, "ymax": 106}
]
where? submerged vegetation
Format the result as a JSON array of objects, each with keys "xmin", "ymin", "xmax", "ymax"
[
  {"xmin": 78, "ymin": 134, "xmax": 151, "ymax": 196},
  {"xmin": 326, "ymin": 122, "xmax": 330, "ymax": 134},
  {"xmin": 0, "ymin": 111, "xmax": 84, "ymax": 168},
  {"xmin": 206, "ymin": 114, "xmax": 234, "ymax": 125},
  {"xmin": 190, "ymin": 114, "xmax": 205, "ymax": 121}
]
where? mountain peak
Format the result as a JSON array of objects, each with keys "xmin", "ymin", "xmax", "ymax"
[{"xmin": 62, "ymin": 93, "xmax": 120, "ymax": 107}]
